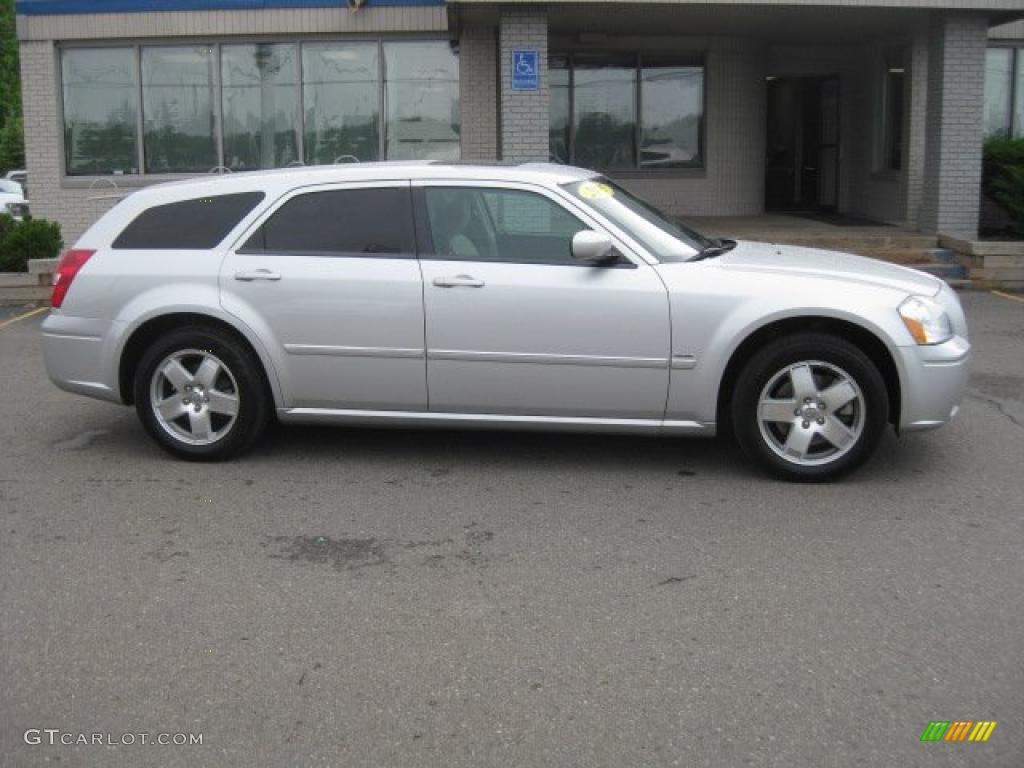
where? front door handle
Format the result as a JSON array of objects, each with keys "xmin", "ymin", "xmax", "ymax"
[
  {"xmin": 234, "ymin": 269, "xmax": 282, "ymax": 282},
  {"xmin": 433, "ymin": 274, "xmax": 485, "ymax": 288}
]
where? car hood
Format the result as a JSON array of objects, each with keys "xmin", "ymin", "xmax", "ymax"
[
  {"xmin": 0, "ymin": 192, "xmax": 25, "ymax": 205},
  {"xmin": 713, "ymin": 240, "xmax": 942, "ymax": 297}
]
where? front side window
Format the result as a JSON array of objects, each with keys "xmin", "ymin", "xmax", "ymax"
[
  {"xmin": 562, "ymin": 177, "xmax": 710, "ymax": 262},
  {"xmin": 112, "ymin": 192, "xmax": 265, "ymax": 250},
  {"xmin": 222, "ymin": 43, "xmax": 300, "ymax": 171},
  {"xmin": 242, "ymin": 188, "xmax": 414, "ymax": 256},
  {"xmin": 384, "ymin": 42, "xmax": 460, "ymax": 161},
  {"xmin": 61, "ymin": 48, "xmax": 139, "ymax": 176},
  {"xmin": 549, "ymin": 53, "xmax": 704, "ymax": 170},
  {"xmin": 423, "ymin": 187, "xmax": 587, "ymax": 264},
  {"xmin": 142, "ymin": 46, "xmax": 218, "ymax": 173}
]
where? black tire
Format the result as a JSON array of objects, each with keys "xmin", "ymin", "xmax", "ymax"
[
  {"xmin": 731, "ymin": 333, "xmax": 889, "ymax": 482},
  {"xmin": 133, "ymin": 326, "xmax": 269, "ymax": 461}
]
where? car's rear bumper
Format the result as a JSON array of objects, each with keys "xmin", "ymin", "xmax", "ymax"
[
  {"xmin": 41, "ymin": 312, "xmax": 123, "ymax": 403},
  {"xmin": 897, "ymin": 335, "xmax": 970, "ymax": 432}
]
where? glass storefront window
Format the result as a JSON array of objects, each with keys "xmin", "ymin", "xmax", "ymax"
[
  {"xmin": 384, "ymin": 42, "xmax": 460, "ymax": 161},
  {"xmin": 1015, "ymin": 54, "xmax": 1024, "ymax": 137},
  {"xmin": 62, "ymin": 39, "xmax": 460, "ymax": 176},
  {"xmin": 641, "ymin": 59, "xmax": 703, "ymax": 169},
  {"xmin": 61, "ymin": 48, "xmax": 138, "ymax": 176},
  {"xmin": 222, "ymin": 43, "xmax": 300, "ymax": 171},
  {"xmin": 985, "ymin": 48, "xmax": 1014, "ymax": 138},
  {"xmin": 573, "ymin": 56, "xmax": 637, "ymax": 170},
  {"xmin": 142, "ymin": 46, "xmax": 218, "ymax": 173},
  {"xmin": 550, "ymin": 53, "xmax": 705, "ymax": 170},
  {"xmin": 549, "ymin": 58, "xmax": 571, "ymax": 164},
  {"xmin": 302, "ymin": 42, "xmax": 380, "ymax": 164}
]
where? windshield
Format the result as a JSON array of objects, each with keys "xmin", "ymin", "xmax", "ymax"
[
  {"xmin": 0, "ymin": 180, "xmax": 22, "ymax": 195},
  {"xmin": 561, "ymin": 177, "xmax": 712, "ymax": 262}
]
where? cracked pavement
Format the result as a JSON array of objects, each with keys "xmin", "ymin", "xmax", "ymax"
[{"xmin": 1, "ymin": 292, "xmax": 1022, "ymax": 767}]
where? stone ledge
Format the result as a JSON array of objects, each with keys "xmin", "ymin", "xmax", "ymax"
[{"xmin": 939, "ymin": 234, "xmax": 1024, "ymax": 258}]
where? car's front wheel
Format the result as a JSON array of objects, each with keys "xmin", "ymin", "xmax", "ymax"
[
  {"xmin": 731, "ymin": 333, "xmax": 889, "ymax": 481},
  {"xmin": 133, "ymin": 326, "xmax": 269, "ymax": 461}
]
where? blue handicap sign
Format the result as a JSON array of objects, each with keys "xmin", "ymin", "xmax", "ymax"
[{"xmin": 511, "ymin": 49, "xmax": 540, "ymax": 91}]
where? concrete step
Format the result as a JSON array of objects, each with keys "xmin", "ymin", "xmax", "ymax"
[
  {"xmin": 909, "ymin": 262, "xmax": 969, "ymax": 281},
  {"xmin": 0, "ymin": 284, "xmax": 50, "ymax": 304}
]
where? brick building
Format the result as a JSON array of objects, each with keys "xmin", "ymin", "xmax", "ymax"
[{"xmin": 13, "ymin": 0, "xmax": 1024, "ymax": 244}]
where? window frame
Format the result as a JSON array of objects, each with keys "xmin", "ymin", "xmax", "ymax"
[
  {"xmin": 549, "ymin": 51, "xmax": 707, "ymax": 177},
  {"xmin": 411, "ymin": 179, "xmax": 641, "ymax": 269},
  {"xmin": 56, "ymin": 35, "xmax": 459, "ymax": 186},
  {"xmin": 232, "ymin": 180, "xmax": 418, "ymax": 260},
  {"xmin": 985, "ymin": 44, "xmax": 1022, "ymax": 139}
]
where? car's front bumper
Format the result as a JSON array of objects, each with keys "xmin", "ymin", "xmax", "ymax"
[{"xmin": 896, "ymin": 335, "xmax": 970, "ymax": 432}]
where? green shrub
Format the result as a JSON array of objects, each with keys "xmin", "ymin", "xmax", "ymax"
[
  {"xmin": 0, "ymin": 211, "xmax": 14, "ymax": 242},
  {"xmin": 982, "ymin": 136, "xmax": 1024, "ymax": 236},
  {"xmin": 0, "ymin": 216, "xmax": 63, "ymax": 272}
]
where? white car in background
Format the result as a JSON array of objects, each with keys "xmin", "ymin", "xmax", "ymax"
[{"xmin": 0, "ymin": 178, "xmax": 29, "ymax": 220}]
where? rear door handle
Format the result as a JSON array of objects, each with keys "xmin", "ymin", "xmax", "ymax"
[
  {"xmin": 234, "ymin": 269, "xmax": 281, "ymax": 282},
  {"xmin": 433, "ymin": 274, "xmax": 485, "ymax": 288}
]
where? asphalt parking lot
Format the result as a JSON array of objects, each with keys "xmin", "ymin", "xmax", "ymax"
[{"xmin": 1, "ymin": 292, "xmax": 1022, "ymax": 768}]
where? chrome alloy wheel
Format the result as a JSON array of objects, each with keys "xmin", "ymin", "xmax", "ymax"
[
  {"xmin": 756, "ymin": 360, "xmax": 866, "ymax": 467},
  {"xmin": 149, "ymin": 349, "xmax": 240, "ymax": 446}
]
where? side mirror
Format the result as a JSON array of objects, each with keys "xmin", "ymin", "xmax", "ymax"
[{"xmin": 571, "ymin": 230, "xmax": 616, "ymax": 264}]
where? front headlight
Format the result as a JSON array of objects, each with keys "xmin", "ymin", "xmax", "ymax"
[{"xmin": 898, "ymin": 295, "xmax": 953, "ymax": 345}]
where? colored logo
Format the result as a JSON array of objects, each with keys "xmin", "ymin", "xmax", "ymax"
[{"xmin": 920, "ymin": 721, "xmax": 997, "ymax": 742}]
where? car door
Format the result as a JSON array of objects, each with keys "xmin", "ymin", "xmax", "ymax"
[
  {"xmin": 415, "ymin": 181, "xmax": 671, "ymax": 419},
  {"xmin": 220, "ymin": 181, "xmax": 427, "ymax": 411}
]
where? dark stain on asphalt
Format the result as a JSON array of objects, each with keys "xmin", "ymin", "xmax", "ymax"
[
  {"xmin": 658, "ymin": 575, "xmax": 697, "ymax": 586},
  {"xmin": 52, "ymin": 429, "xmax": 110, "ymax": 451},
  {"xmin": 969, "ymin": 372, "xmax": 1024, "ymax": 402},
  {"xmin": 146, "ymin": 549, "xmax": 190, "ymax": 563},
  {"xmin": 268, "ymin": 528, "xmax": 500, "ymax": 573},
  {"xmin": 677, "ymin": 469, "xmax": 697, "ymax": 477},
  {"xmin": 270, "ymin": 535, "xmax": 387, "ymax": 571}
]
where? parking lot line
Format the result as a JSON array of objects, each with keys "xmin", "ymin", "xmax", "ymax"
[
  {"xmin": 991, "ymin": 290, "xmax": 1024, "ymax": 304},
  {"xmin": 0, "ymin": 306, "xmax": 48, "ymax": 330}
]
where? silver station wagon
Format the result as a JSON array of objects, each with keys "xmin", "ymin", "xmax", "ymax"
[{"xmin": 42, "ymin": 162, "xmax": 970, "ymax": 480}]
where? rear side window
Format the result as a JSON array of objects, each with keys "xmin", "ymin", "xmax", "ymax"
[
  {"xmin": 240, "ymin": 187, "xmax": 414, "ymax": 257},
  {"xmin": 112, "ymin": 192, "xmax": 265, "ymax": 250}
]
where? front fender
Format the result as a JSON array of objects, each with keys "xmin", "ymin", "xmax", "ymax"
[{"xmin": 659, "ymin": 263, "xmax": 912, "ymax": 422}]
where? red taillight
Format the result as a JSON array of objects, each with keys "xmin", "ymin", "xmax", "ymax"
[{"xmin": 51, "ymin": 249, "xmax": 95, "ymax": 308}]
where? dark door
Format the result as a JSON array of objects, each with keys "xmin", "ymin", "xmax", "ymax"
[{"xmin": 766, "ymin": 76, "xmax": 840, "ymax": 211}]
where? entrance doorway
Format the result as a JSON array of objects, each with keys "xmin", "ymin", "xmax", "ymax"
[{"xmin": 765, "ymin": 76, "xmax": 840, "ymax": 211}]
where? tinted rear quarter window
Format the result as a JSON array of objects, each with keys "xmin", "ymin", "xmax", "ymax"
[
  {"xmin": 112, "ymin": 192, "xmax": 265, "ymax": 250},
  {"xmin": 241, "ymin": 187, "xmax": 414, "ymax": 256}
]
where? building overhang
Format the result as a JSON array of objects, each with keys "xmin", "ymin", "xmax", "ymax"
[{"xmin": 14, "ymin": 0, "xmax": 442, "ymax": 13}]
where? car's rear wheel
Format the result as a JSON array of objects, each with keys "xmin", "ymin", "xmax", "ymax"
[
  {"xmin": 731, "ymin": 333, "xmax": 889, "ymax": 481},
  {"xmin": 134, "ymin": 326, "xmax": 268, "ymax": 461}
]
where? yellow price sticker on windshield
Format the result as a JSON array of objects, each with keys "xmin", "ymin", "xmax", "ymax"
[{"xmin": 578, "ymin": 181, "xmax": 614, "ymax": 200}]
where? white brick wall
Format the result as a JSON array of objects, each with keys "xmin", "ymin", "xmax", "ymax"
[
  {"xmin": 460, "ymin": 26, "xmax": 499, "ymax": 161},
  {"xmin": 918, "ymin": 12, "xmax": 988, "ymax": 236},
  {"xmin": 499, "ymin": 8, "xmax": 549, "ymax": 162}
]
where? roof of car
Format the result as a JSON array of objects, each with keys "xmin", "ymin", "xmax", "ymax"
[{"xmin": 136, "ymin": 161, "xmax": 597, "ymax": 201}]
